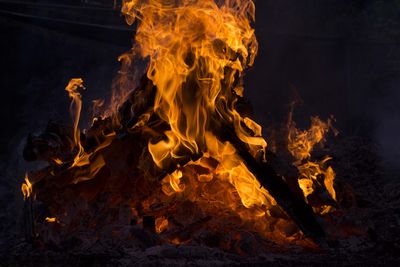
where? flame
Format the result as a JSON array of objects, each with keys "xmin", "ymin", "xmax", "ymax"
[
  {"xmin": 9, "ymin": 0, "xmax": 350, "ymax": 252},
  {"xmin": 64, "ymin": 78, "xmax": 115, "ymax": 183},
  {"xmin": 45, "ymin": 217, "xmax": 58, "ymax": 223},
  {"xmin": 21, "ymin": 173, "xmax": 32, "ymax": 200},
  {"xmin": 162, "ymin": 169, "xmax": 185, "ymax": 195},
  {"xmin": 23, "ymin": 0, "xmax": 340, "ymax": 247},
  {"xmin": 287, "ymin": 116, "xmax": 330, "ymax": 163},
  {"xmin": 53, "ymin": 158, "xmax": 63, "ymax": 165},
  {"xmin": 121, "ymin": 0, "xmax": 264, "ymax": 157},
  {"xmin": 155, "ymin": 217, "xmax": 169, "ymax": 233},
  {"xmin": 161, "ymin": 133, "xmax": 275, "ymax": 209},
  {"xmin": 65, "ymin": 78, "xmax": 90, "ymax": 168},
  {"xmin": 122, "ymin": 0, "xmax": 269, "ymax": 211},
  {"xmin": 205, "ymin": 133, "xmax": 274, "ymax": 208},
  {"xmin": 287, "ymin": 115, "xmax": 337, "ymax": 213},
  {"xmin": 297, "ymin": 158, "xmax": 336, "ymax": 199}
]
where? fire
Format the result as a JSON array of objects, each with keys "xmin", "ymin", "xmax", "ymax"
[
  {"xmin": 21, "ymin": 173, "xmax": 32, "ymax": 200},
  {"xmin": 45, "ymin": 217, "xmax": 58, "ymax": 223},
  {"xmin": 287, "ymin": 116, "xmax": 330, "ymax": 163},
  {"xmin": 21, "ymin": 0, "xmax": 341, "ymax": 249},
  {"xmin": 64, "ymin": 78, "xmax": 114, "ymax": 183},
  {"xmin": 65, "ymin": 78, "xmax": 90, "ymax": 168},
  {"xmin": 287, "ymin": 115, "xmax": 337, "ymax": 213},
  {"xmin": 155, "ymin": 217, "xmax": 169, "ymax": 233},
  {"xmin": 121, "ymin": 0, "xmax": 270, "ymax": 211}
]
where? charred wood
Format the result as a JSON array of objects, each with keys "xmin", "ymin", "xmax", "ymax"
[
  {"xmin": 23, "ymin": 196, "xmax": 36, "ymax": 242},
  {"xmin": 212, "ymin": 120, "xmax": 326, "ymax": 243}
]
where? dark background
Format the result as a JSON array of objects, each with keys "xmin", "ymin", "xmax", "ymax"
[{"xmin": 0, "ymin": 0, "xmax": 399, "ymax": 245}]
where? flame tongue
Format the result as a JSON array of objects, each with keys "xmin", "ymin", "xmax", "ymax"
[
  {"xmin": 287, "ymin": 115, "xmax": 338, "ymax": 214},
  {"xmin": 122, "ymin": 0, "xmax": 265, "ymax": 163},
  {"xmin": 65, "ymin": 78, "xmax": 89, "ymax": 168},
  {"xmin": 121, "ymin": 0, "xmax": 273, "ymax": 216},
  {"xmin": 21, "ymin": 173, "xmax": 32, "ymax": 200}
]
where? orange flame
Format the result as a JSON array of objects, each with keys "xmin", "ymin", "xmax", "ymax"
[
  {"xmin": 64, "ymin": 78, "xmax": 115, "ymax": 183},
  {"xmin": 45, "ymin": 217, "xmax": 58, "ymax": 223},
  {"xmin": 65, "ymin": 78, "xmax": 90, "ymax": 168},
  {"xmin": 287, "ymin": 116, "xmax": 330, "ymax": 163},
  {"xmin": 21, "ymin": 173, "xmax": 32, "ymax": 200},
  {"xmin": 19, "ymin": 0, "xmax": 342, "ymax": 247},
  {"xmin": 122, "ymin": 0, "xmax": 270, "ymax": 211},
  {"xmin": 155, "ymin": 217, "xmax": 169, "ymax": 233},
  {"xmin": 287, "ymin": 115, "xmax": 337, "ymax": 213}
]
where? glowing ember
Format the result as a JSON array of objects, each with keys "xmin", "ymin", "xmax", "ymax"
[{"xmin": 45, "ymin": 217, "xmax": 58, "ymax": 223}]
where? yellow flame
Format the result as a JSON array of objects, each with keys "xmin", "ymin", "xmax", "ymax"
[
  {"xmin": 45, "ymin": 217, "xmax": 58, "ymax": 223},
  {"xmin": 21, "ymin": 173, "xmax": 32, "ymax": 200},
  {"xmin": 297, "ymin": 158, "xmax": 336, "ymax": 201},
  {"xmin": 122, "ymin": 0, "xmax": 269, "ymax": 211},
  {"xmin": 65, "ymin": 78, "xmax": 90, "ymax": 168},
  {"xmin": 205, "ymin": 132, "xmax": 275, "ymax": 208},
  {"xmin": 122, "ymin": 0, "xmax": 264, "ymax": 158},
  {"xmin": 161, "ymin": 132, "xmax": 275, "ymax": 209},
  {"xmin": 64, "ymin": 79, "xmax": 116, "ymax": 183},
  {"xmin": 53, "ymin": 158, "xmax": 63, "ymax": 165},
  {"xmin": 155, "ymin": 217, "xmax": 169, "ymax": 233},
  {"xmin": 287, "ymin": 116, "xmax": 337, "ymax": 212},
  {"xmin": 288, "ymin": 116, "xmax": 330, "ymax": 162},
  {"xmin": 162, "ymin": 169, "xmax": 185, "ymax": 196}
]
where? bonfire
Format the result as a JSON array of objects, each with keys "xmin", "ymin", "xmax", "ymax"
[{"xmin": 22, "ymin": 0, "xmax": 339, "ymax": 254}]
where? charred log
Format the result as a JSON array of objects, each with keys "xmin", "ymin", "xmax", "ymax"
[{"xmin": 212, "ymin": 120, "xmax": 326, "ymax": 243}]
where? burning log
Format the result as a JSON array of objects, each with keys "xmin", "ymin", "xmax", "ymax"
[{"xmin": 212, "ymin": 121, "xmax": 326, "ymax": 242}]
